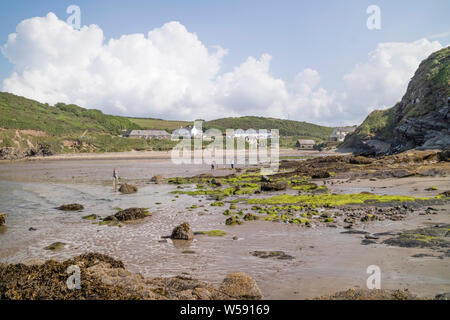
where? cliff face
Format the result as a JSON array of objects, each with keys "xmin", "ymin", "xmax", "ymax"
[{"xmin": 340, "ymin": 47, "xmax": 450, "ymax": 156}]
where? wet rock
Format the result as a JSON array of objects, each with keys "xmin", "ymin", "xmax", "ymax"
[
  {"xmin": 219, "ymin": 273, "xmax": 262, "ymax": 300},
  {"xmin": 261, "ymin": 175, "xmax": 271, "ymax": 182},
  {"xmin": 250, "ymin": 251, "xmax": 294, "ymax": 260},
  {"xmin": 361, "ymin": 239, "xmax": 376, "ymax": 245},
  {"xmin": 211, "ymin": 178, "xmax": 222, "ymax": 187},
  {"xmin": 43, "ymin": 242, "xmax": 66, "ymax": 251},
  {"xmin": 437, "ymin": 149, "xmax": 450, "ymax": 162},
  {"xmin": 119, "ymin": 183, "xmax": 138, "ymax": 194},
  {"xmin": 411, "ymin": 253, "xmax": 434, "ymax": 258},
  {"xmin": 150, "ymin": 175, "xmax": 163, "ymax": 184},
  {"xmin": 365, "ymin": 234, "xmax": 380, "ymax": 240},
  {"xmin": 383, "ymin": 224, "xmax": 450, "ymax": 250},
  {"xmin": 243, "ymin": 213, "xmax": 258, "ymax": 221},
  {"xmin": 314, "ymin": 288, "xmax": 418, "ymax": 300},
  {"xmin": 225, "ymin": 216, "xmax": 243, "ymax": 226},
  {"xmin": 311, "ymin": 171, "xmax": 331, "ymax": 179},
  {"xmin": 438, "ymin": 190, "xmax": 450, "ymax": 197},
  {"xmin": 28, "ymin": 227, "xmax": 37, "ymax": 231},
  {"xmin": 341, "ymin": 230, "xmax": 369, "ymax": 235},
  {"xmin": 0, "ymin": 213, "xmax": 6, "ymax": 226},
  {"xmin": 350, "ymin": 156, "xmax": 373, "ymax": 165},
  {"xmin": 435, "ymin": 292, "xmax": 450, "ymax": 300},
  {"xmin": 57, "ymin": 203, "xmax": 84, "ymax": 211},
  {"xmin": 261, "ymin": 182, "xmax": 287, "ymax": 191},
  {"xmin": 171, "ymin": 222, "xmax": 194, "ymax": 240},
  {"xmin": 104, "ymin": 208, "xmax": 150, "ymax": 222}
]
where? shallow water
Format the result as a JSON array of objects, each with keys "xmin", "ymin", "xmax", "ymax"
[{"xmin": 0, "ymin": 159, "xmax": 449, "ymax": 299}]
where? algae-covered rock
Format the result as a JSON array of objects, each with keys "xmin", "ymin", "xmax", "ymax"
[
  {"xmin": 261, "ymin": 182, "xmax": 287, "ymax": 191},
  {"xmin": 82, "ymin": 214, "xmax": 99, "ymax": 220},
  {"xmin": 104, "ymin": 208, "xmax": 150, "ymax": 222},
  {"xmin": 219, "ymin": 273, "xmax": 262, "ymax": 300},
  {"xmin": 0, "ymin": 213, "xmax": 6, "ymax": 226},
  {"xmin": 250, "ymin": 251, "xmax": 294, "ymax": 260},
  {"xmin": 225, "ymin": 216, "xmax": 243, "ymax": 226},
  {"xmin": 44, "ymin": 242, "xmax": 66, "ymax": 251},
  {"xmin": 171, "ymin": 222, "xmax": 194, "ymax": 240},
  {"xmin": 57, "ymin": 203, "xmax": 84, "ymax": 211},
  {"xmin": 119, "ymin": 183, "xmax": 138, "ymax": 194},
  {"xmin": 243, "ymin": 213, "xmax": 258, "ymax": 221}
]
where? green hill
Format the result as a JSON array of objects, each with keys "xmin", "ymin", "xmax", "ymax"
[{"xmin": 0, "ymin": 92, "xmax": 334, "ymax": 155}]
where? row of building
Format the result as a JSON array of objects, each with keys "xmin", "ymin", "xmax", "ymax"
[{"xmin": 123, "ymin": 125, "xmax": 356, "ymax": 149}]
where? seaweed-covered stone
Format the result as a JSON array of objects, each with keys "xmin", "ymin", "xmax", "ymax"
[
  {"xmin": 119, "ymin": 183, "xmax": 138, "ymax": 194},
  {"xmin": 0, "ymin": 213, "xmax": 6, "ymax": 226},
  {"xmin": 250, "ymin": 251, "xmax": 294, "ymax": 260},
  {"xmin": 104, "ymin": 208, "xmax": 149, "ymax": 222},
  {"xmin": 243, "ymin": 213, "xmax": 258, "ymax": 221},
  {"xmin": 350, "ymin": 156, "xmax": 374, "ymax": 165},
  {"xmin": 171, "ymin": 222, "xmax": 194, "ymax": 240},
  {"xmin": 219, "ymin": 273, "xmax": 262, "ymax": 300},
  {"xmin": 261, "ymin": 182, "xmax": 287, "ymax": 191},
  {"xmin": 44, "ymin": 242, "xmax": 66, "ymax": 251},
  {"xmin": 225, "ymin": 216, "xmax": 243, "ymax": 226},
  {"xmin": 57, "ymin": 203, "xmax": 84, "ymax": 211},
  {"xmin": 383, "ymin": 224, "xmax": 450, "ymax": 249}
]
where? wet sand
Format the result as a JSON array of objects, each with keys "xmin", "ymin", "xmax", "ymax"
[{"xmin": 0, "ymin": 157, "xmax": 449, "ymax": 299}]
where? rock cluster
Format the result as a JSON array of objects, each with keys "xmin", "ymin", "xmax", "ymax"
[{"xmin": 0, "ymin": 253, "xmax": 263, "ymax": 300}]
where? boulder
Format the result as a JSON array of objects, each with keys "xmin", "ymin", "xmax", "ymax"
[
  {"xmin": 150, "ymin": 175, "xmax": 163, "ymax": 184},
  {"xmin": 171, "ymin": 222, "xmax": 194, "ymax": 240},
  {"xmin": 219, "ymin": 273, "xmax": 262, "ymax": 300},
  {"xmin": 438, "ymin": 149, "xmax": 450, "ymax": 162},
  {"xmin": 211, "ymin": 178, "xmax": 222, "ymax": 187},
  {"xmin": 57, "ymin": 203, "xmax": 84, "ymax": 211},
  {"xmin": 0, "ymin": 213, "xmax": 6, "ymax": 226},
  {"xmin": 261, "ymin": 182, "xmax": 287, "ymax": 191},
  {"xmin": 119, "ymin": 183, "xmax": 138, "ymax": 194},
  {"xmin": 104, "ymin": 208, "xmax": 149, "ymax": 222}
]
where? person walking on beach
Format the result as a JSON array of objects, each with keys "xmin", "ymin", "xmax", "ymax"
[{"xmin": 113, "ymin": 168, "xmax": 119, "ymax": 191}]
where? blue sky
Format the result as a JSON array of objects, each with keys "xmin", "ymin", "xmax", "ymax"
[{"xmin": 0, "ymin": 0, "xmax": 448, "ymax": 124}]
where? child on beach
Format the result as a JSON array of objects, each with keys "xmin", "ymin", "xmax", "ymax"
[{"xmin": 113, "ymin": 168, "xmax": 119, "ymax": 191}]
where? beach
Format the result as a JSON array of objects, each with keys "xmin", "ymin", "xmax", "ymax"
[{"xmin": 0, "ymin": 150, "xmax": 449, "ymax": 299}]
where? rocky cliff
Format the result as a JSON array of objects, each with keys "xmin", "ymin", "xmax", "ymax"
[{"xmin": 340, "ymin": 46, "xmax": 450, "ymax": 156}]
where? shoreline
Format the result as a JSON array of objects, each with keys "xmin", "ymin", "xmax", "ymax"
[{"xmin": 0, "ymin": 149, "xmax": 347, "ymax": 162}]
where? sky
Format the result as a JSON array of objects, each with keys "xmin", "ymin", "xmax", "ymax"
[{"xmin": 0, "ymin": 0, "xmax": 449, "ymax": 126}]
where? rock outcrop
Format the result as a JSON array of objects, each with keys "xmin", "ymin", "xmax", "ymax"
[
  {"xmin": 0, "ymin": 144, "xmax": 52, "ymax": 160},
  {"xmin": 340, "ymin": 47, "xmax": 450, "ymax": 156},
  {"xmin": 0, "ymin": 252, "xmax": 262, "ymax": 300}
]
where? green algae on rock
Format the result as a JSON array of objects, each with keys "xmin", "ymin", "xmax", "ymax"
[{"xmin": 44, "ymin": 242, "xmax": 66, "ymax": 251}]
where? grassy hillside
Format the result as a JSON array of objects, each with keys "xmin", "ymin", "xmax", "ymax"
[
  {"xmin": 0, "ymin": 92, "xmax": 140, "ymax": 135},
  {"xmin": 204, "ymin": 116, "xmax": 333, "ymax": 141},
  {"xmin": 127, "ymin": 117, "xmax": 189, "ymax": 132}
]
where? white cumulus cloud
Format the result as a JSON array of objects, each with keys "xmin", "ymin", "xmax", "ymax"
[{"xmin": 1, "ymin": 12, "xmax": 445, "ymax": 126}]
